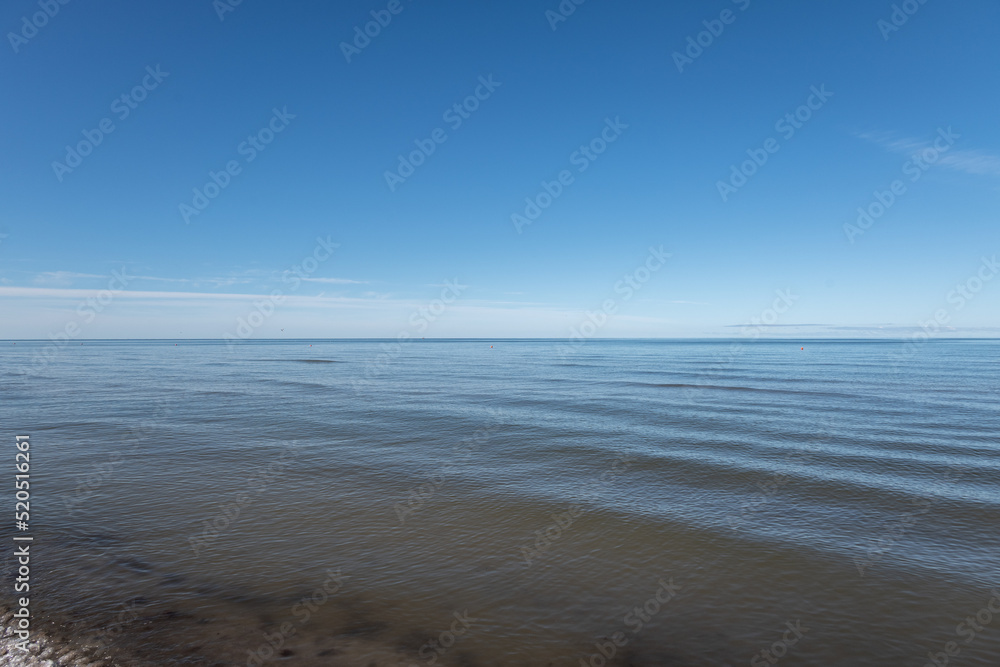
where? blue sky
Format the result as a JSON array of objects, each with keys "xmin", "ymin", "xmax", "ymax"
[{"xmin": 1, "ymin": 0, "xmax": 999, "ymax": 339}]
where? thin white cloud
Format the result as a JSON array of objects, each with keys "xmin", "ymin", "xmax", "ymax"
[
  {"xmin": 301, "ymin": 277, "xmax": 367, "ymax": 284},
  {"xmin": 131, "ymin": 275, "xmax": 192, "ymax": 283},
  {"xmin": 860, "ymin": 130, "xmax": 1000, "ymax": 178},
  {"xmin": 33, "ymin": 271, "xmax": 107, "ymax": 285},
  {"xmin": 1, "ymin": 286, "xmax": 277, "ymax": 300},
  {"xmin": 0, "ymin": 286, "xmax": 400, "ymax": 306},
  {"xmin": 0, "ymin": 287, "xmax": 551, "ymax": 313},
  {"xmin": 198, "ymin": 277, "xmax": 255, "ymax": 288},
  {"xmin": 32, "ymin": 271, "xmax": 196, "ymax": 286},
  {"xmin": 723, "ymin": 323, "xmax": 828, "ymax": 328},
  {"xmin": 937, "ymin": 150, "xmax": 1000, "ymax": 177}
]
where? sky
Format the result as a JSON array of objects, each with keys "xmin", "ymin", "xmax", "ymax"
[{"xmin": 1, "ymin": 0, "xmax": 999, "ymax": 339}]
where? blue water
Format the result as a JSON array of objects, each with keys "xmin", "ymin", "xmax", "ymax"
[{"xmin": 1, "ymin": 339, "xmax": 999, "ymax": 666}]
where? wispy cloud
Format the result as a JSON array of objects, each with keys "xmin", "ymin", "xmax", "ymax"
[
  {"xmin": 859, "ymin": 130, "xmax": 1000, "ymax": 178},
  {"xmin": 937, "ymin": 150, "xmax": 1000, "ymax": 177},
  {"xmin": 3, "ymin": 286, "xmax": 275, "ymax": 301},
  {"xmin": 301, "ymin": 277, "xmax": 367, "ymax": 284},
  {"xmin": 33, "ymin": 271, "xmax": 106, "ymax": 286},
  {"xmin": 32, "ymin": 271, "xmax": 202, "ymax": 287},
  {"xmin": 636, "ymin": 298, "xmax": 710, "ymax": 306},
  {"xmin": 723, "ymin": 323, "xmax": 828, "ymax": 328},
  {"xmin": 0, "ymin": 286, "xmax": 392, "ymax": 305},
  {"xmin": 131, "ymin": 275, "xmax": 192, "ymax": 283}
]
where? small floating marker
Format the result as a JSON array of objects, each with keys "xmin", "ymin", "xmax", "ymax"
[
  {"xmin": 490, "ymin": 345, "xmax": 493, "ymax": 349},
  {"xmin": 801, "ymin": 347, "xmax": 804, "ymax": 350}
]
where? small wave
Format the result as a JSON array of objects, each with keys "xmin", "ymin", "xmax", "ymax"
[
  {"xmin": 261, "ymin": 358, "xmax": 341, "ymax": 364},
  {"xmin": 624, "ymin": 381, "xmax": 853, "ymax": 398},
  {"xmin": 269, "ymin": 380, "xmax": 332, "ymax": 390}
]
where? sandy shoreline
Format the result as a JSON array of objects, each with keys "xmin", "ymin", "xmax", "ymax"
[
  {"xmin": 1, "ymin": 598, "xmax": 427, "ymax": 667},
  {"xmin": 1, "ymin": 606, "xmax": 120, "ymax": 667}
]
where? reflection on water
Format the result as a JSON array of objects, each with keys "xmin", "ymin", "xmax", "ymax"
[{"xmin": 2, "ymin": 339, "xmax": 999, "ymax": 666}]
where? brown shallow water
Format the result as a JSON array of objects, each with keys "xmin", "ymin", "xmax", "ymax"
[{"xmin": 1, "ymin": 339, "xmax": 999, "ymax": 666}]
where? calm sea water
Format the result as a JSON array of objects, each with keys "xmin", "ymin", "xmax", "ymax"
[{"xmin": 1, "ymin": 339, "xmax": 999, "ymax": 666}]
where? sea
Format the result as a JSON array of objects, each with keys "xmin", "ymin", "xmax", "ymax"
[{"xmin": 1, "ymin": 339, "xmax": 998, "ymax": 666}]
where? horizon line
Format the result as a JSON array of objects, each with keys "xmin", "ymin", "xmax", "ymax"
[{"xmin": 3, "ymin": 337, "xmax": 1000, "ymax": 343}]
